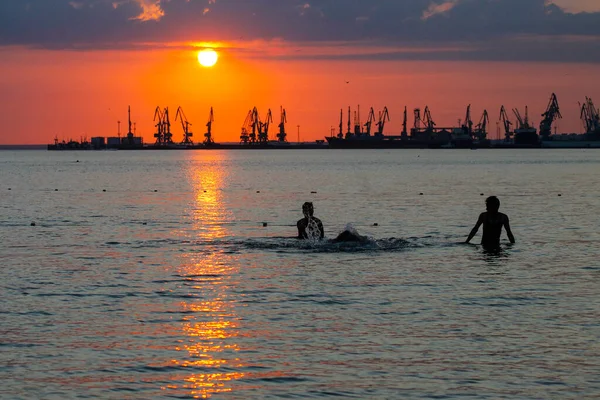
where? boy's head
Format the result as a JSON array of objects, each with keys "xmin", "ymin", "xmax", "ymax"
[
  {"xmin": 302, "ymin": 202, "xmax": 314, "ymax": 217},
  {"xmin": 486, "ymin": 196, "xmax": 500, "ymax": 212}
]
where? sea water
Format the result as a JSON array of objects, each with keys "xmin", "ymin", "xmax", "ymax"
[{"xmin": 1, "ymin": 149, "xmax": 600, "ymax": 399}]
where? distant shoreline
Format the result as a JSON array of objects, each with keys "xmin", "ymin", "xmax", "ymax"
[{"xmin": 0, "ymin": 145, "xmax": 47, "ymax": 150}]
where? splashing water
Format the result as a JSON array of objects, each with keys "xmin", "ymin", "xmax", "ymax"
[{"xmin": 306, "ymin": 217, "xmax": 321, "ymax": 242}]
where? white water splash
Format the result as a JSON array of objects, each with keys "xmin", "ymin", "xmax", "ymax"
[{"xmin": 306, "ymin": 217, "xmax": 322, "ymax": 242}]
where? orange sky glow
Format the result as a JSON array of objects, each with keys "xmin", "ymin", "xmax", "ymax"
[{"xmin": 1, "ymin": 43, "xmax": 600, "ymax": 145}]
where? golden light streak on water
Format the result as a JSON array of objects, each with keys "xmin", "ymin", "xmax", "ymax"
[{"xmin": 167, "ymin": 153, "xmax": 245, "ymax": 398}]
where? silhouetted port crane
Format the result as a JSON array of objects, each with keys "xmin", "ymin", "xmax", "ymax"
[
  {"xmin": 240, "ymin": 109, "xmax": 253, "ymax": 144},
  {"xmin": 513, "ymin": 106, "xmax": 533, "ymax": 130},
  {"xmin": 175, "ymin": 106, "xmax": 193, "ymax": 145},
  {"xmin": 162, "ymin": 107, "xmax": 174, "ymax": 144},
  {"xmin": 402, "ymin": 106, "xmax": 408, "ymax": 139},
  {"xmin": 423, "ymin": 106, "xmax": 436, "ymax": 131},
  {"xmin": 539, "ymin": 93, "xmax": 561, "ymax": 140},
  {"xmin": 353, "ymin": 106, "xmax": 362, "ymax": 136},
  {"xmin": 580, "ymin": 97, "xmax": 600, "ymax": 137},
  {"xmin": 413, "ymin": 108, "xmax": 422, "ymax": 131},
  {"xmin": 345, "ymin": 106, "xmax": 352, "ymax": 139},
  {"xmin": 153, "ymin": 106, "xmax": 165, "ymax": 145},
  {"xmin": 204, "ymin": 107, "xmax": 214, "ymax": 145},
  {"xmin": 276, "ymin": 106, "xmax": 287, "ymax": 142},
  {"xmin": 337, "ymin": 108, "xmax": 344, "ymax": 138},
  {"xmin": 375, "ymin": 106, "xmax": 390, "ymax": 136},
  {"xmin": 462, "ymin": 104, "xmax": 473, "ymax": 137},
  {"xmin": 249, "ymin": 107, "xmax": 260, "ymax": 143},
  {"xmin": 258, "ymin": 108, "xmax": 273, "ymax": 144},
  {"xmin": 124, "ymin": 105, "xmax": 136, "ymax": 145},
  {"xmin": 499, "ymin": 106, "xmax": 513, "ymax": 142},
  {"xmin": 364, "ymin": 107, "xmax": 375, "ymax": 136},
  {"xmin": 474, "ymin": 110, "xmax": 489, "ymax": 141}
]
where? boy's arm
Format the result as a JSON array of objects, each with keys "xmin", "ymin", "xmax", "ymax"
[
  {"xmin": 297, "ymin": 220, "xmax": 305, "ymax": 239},
  {"xmin": 504, "ymin": 215, "xmax": 515, "ymax": 243},
  {"xmin": 317, "ymin": 219, "xmax": 324, "ymax": 239},
  {"xmin": 465, "ymin": 213, "xmax": 484, "ymax": 243}
]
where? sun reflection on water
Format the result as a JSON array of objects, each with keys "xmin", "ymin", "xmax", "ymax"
[{"xmin": 165, "ymin": 153, "xmax": 245, "ymax": 399}]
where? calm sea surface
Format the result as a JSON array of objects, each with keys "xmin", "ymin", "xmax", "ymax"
[{"xmin": 1, "ymin": 149, "xmax": 599, "ymax": 399}]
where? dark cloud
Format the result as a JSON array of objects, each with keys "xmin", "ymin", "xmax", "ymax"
[{"xmin": 0, "ymin": 0, "xmax": 599, "ymax": 62}]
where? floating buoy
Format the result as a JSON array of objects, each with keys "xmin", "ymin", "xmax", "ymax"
[
  {"xmin": 256, "ymin": 191, "xmax": 260, "ymax": 193},
  {"xmin": 102, "ymin": 189, "xmax": 106, "ymax": 192},
  {"xmin": 143, "ymin": 222, "xmax": 147, "ymax": 225},
  {"xmin": 204, "ymin": 190, "xmax": 207, "ymax": 193},
  {"xmin": 154, "ymin": 190, "xmax": 158, "ymax": 192},
  {"xmin": 558, "ymin": 194, "xmax": 562, "ymax": 197},
  {"xmin": 480, "ymin": 193, "xmax": 484, "ymax": 196},
  {"xmin": 311, "ymin": 191, "xmax": 317, "ymax": 194},
  {"xmin": 373, "ymin": 223, "xmax": 379, "ymax": 226},
  {"xmin": 30, "ymin": 222, "xmax": 36, "ymax": 226},
  {"xmin": 76, "ymin": 160, "xmax": 80, "ymax": 163},
  {"xmin": 8, "ymin": 188, "xmax": 11, "ymax": 191},
  {"xmin": 262, "ymin": 222, "xmax": 268, "ymax": 227},
  {"xmin": 419, "ymin": 193, "xmax": 424, "ymax": 196},
  {"xmin": 55, "ymin": 189, "xmax": 58, "ymax": 191}
]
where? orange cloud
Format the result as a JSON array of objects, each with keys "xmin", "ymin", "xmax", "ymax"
[
  {"xmin": 131, "ymin": 0, "xmax": 164, "ymax": 22},
  {"xmin": 422, "ymin": 1, "xmax": 459, "ymax": 20}
]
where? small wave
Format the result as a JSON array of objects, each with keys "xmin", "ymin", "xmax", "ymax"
[{"xmin": 243, "ymin": 237, "xmax": 411, "ymax": 253}]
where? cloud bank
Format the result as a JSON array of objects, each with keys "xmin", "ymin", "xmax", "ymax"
[{"xmin": 1, "ymin": 0, "xmax": 600, "ymax": 62}]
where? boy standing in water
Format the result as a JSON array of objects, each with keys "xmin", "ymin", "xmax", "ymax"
[
  {"xmin": 466, "ymin": 196, "xmax": 515, "ymax": 248},
  {"xmin": 297, "ymin": 202, "xmax": 324, "ymax": 240}
]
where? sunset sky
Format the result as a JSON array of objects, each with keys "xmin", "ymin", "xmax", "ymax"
[{"xmin": 1, "ymin": 0, "xmax": 600, "ymax": 144}]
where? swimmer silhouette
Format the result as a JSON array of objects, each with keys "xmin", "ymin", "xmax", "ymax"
[
  {"xmin": 331, "ymin": 224, "xmax": 368, "ymax": 243},
  {"xmin": 465, "ymin": 196, "xmax": 515, "ymax": 249},
  {"xmin": 297, "ymin": 202, "xmax": 324, "ymax": 240},
  {"xmin": 297, "ymin": 202, "xmax": 367, "ymax": 242}
]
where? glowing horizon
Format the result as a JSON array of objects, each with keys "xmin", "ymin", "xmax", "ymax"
[{"xmin": 1, "ymin": 45, "xmax": 600, "ymax": 145}]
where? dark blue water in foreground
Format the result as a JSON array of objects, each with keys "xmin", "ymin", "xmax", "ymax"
[{"xmin": 1, "ymin": 149, "xmax": 599, "ymax": 399}]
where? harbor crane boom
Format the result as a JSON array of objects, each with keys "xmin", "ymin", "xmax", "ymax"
[
  {"xmin": 338, "ymin": 109, "xmax": 343, "ymax": 138},
  {"xmin": 346, "ymin": 106, "xmax": 352, "ymax": 139},
  {"xmin": 175, "ymin": 106, "xmax": 193, "ymax": 145},
  {"xmin": 204, "ymin": 107, "xmax": 214, "ymax": 145},
  {"xmin": 512, "ymin": 107, "xmax": 530, "ymax": 129},
  {"xmin": 580, "ymin": 97, "xmax": 600, "ymax": 137},
  {"xmin": 354, "ymin": 105, "xmax": 362, "ymax": 136},
  {"xmin": 375, "ymin": 106, "xmax": 390, "ymax": 136},
  {"xmin": 462, "ymin": 104, "xmax": 473, "ymax": 136},
  {"xmin": 499, "ymin": 106, "xmax": 513, "ymax": 142},
  {"xmin": 277, "ymin": 106, "xmax": 287, "ymax": 142},
  {"xmin": 413, "ymin": 108, "xmax": 422, "ymax": 130},
  {"xmin": 402, "ymin": 106, "xmax": 408, "ymax": 138},
  {"xmin": 153, "ymin": 106, "xmax": 164, "ymax": 145},
  {"xmin": 423, "ymin": 106, "xmax": 436, "ymax": 130},
  {"xmin": 162, "ymin": 107, "xmax": 174, "ymax": 144},
  {"xmin": 364, "ymin": 107, "xmax": 376, "ymax": 136},
  {"xmin": 258, "ymin": 108, "xmax": 273, "ymax": 144},
  {"xmin": 474, "ymin": 110, "xmax": 489, "ymax": 141},
  {"xmin": 240, "ymin": 109, "xmax": 253, "ymax": 144},
  {"xmin": 249, "ymin": 107, "xmax": 260, "ymax": 143},
  {"xmin": 539, "ymin": 93, "xmax": 561, "ymax": 140}
]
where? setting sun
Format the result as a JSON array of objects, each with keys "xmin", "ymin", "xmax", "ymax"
[{"xmin": 198, "ymin": 49, "xmax": 218, "ymax": 67}]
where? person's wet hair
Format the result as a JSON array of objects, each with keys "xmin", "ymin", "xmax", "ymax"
[
  {"xmin": 302, "ymin": 202, "xmax": 314, "ymax": 216},
  {"xmin": 486, "ymin": 196, "xmax": 500, "ymax": 212}
]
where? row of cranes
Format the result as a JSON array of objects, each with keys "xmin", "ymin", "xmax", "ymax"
[
  {"xmin": 153, "ymin": 106, "xmax": 214, "ymax": 146},
  {"xmin": 411, "ymin": 104, "xmax": 490, "ymax": 141},
  {"xmin": 493, "ymin": 94, "xmax": 599, "ymax": 143},
  {"xmin": 335, "ymin": 104, "xmax": 489, "ymax": 142},
  {"xmin": 336, "ymin": 106, "xmax": 390, "ymax": 139},
  {"xmin": 240, "ymin": 106, "xmax": 288, "ymax": 144},
  {"xmin": 338, "ymin": 93, "xmax": 597, "ymax": 143}
]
